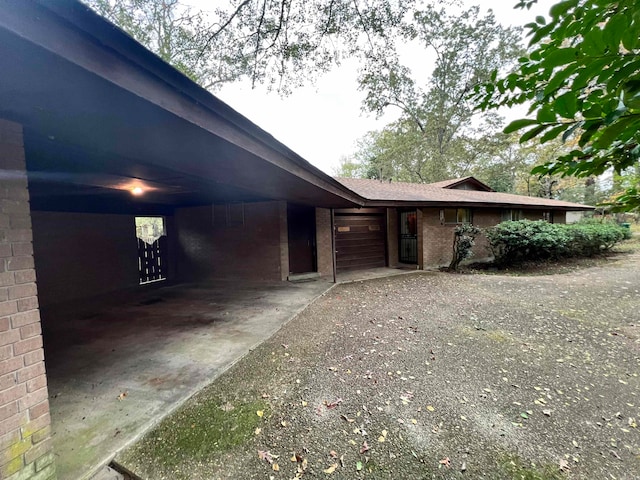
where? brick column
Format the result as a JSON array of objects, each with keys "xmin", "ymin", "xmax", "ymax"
[
  {"xmin": 278, "ymin": 201, "xmax": 289, "ymax": 281},
  {"xmin": 417, "ymin": 208, "xmax": 424, "ymax": 270},
  {"xmin": 0, "ymin": 119, "xmax": 55, "ymax": 480},
  {"xmin": 315, "ymin": 208, "xmax": 334, "ymax": 277},
  {"xmin": 386, "ymin": 208, "xmax": 398, "ymax": 267}
]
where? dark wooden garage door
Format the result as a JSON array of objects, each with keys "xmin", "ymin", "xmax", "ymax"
[{"xmin": 335, "ymin": 209, "xmax": 386, "ymax": 272}]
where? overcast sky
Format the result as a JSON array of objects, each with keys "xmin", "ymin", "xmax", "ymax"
[{"xmin": 208, "ymin": 0, "xmax": 553, "ymax": 174}]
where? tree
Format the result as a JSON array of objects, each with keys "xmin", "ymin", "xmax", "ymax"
[
  {"xmin": 352, "ymin": 5, "xmax": 522, "ymax": 183},
  {"xmin": 84, "ymin": 0, "xmax": 414, "ymax": 93},
  {"xmin": 476, "ymin": 0, "xmax": 640, "ymax": 211}
]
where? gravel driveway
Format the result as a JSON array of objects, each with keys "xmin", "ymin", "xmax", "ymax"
[{"xmin": 118, "ymin": 248, "xmax": 640, "ymax": 480}]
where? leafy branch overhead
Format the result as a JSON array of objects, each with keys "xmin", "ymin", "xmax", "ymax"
[
  {"xmin": 476, "ymin": 0, "xmax": 640, "ymax": 209},
  {"xmin": 84, "ymin": 0, "xmax": 414, "ymax": 93}
]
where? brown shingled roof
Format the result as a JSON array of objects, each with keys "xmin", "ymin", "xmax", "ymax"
[
  {"xmin": 426, "ymin": 176, "xmax": 494, "ymax": 191},
  {"xmin": 334, "ymin": 177, "xmax": 593, "ymax": 211}
]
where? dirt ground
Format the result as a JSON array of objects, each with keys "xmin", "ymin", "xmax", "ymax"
[{"xmin": 117, "ymin": 241, "xmax": 640, "ymax": 480}]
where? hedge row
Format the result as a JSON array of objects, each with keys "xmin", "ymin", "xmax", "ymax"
[{"xmin": 485, "ymin": 219, "xmax": 630, "ymax": 265}]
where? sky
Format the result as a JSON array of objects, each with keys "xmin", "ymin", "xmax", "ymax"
[{"xmin": 204, "ymin": 0, "xmax": 554, "ymax": 174}]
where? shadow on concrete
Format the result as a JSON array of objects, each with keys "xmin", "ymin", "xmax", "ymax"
[{"xmin": 42, "ymin": 279, "xmax": 331, "ymax": 480}]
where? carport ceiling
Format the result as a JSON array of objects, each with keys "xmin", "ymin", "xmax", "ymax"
[{"xmin": 0, "ymin": 2, "xmax": 362, "ymax": 213}]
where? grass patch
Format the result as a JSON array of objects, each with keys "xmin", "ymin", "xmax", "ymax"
[{"xmin": 128, "ymin": 396, "xmax": 269, "ymax": 468}]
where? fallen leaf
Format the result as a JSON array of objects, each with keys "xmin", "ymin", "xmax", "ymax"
[
  {"xmin": 356, "ymin": 461, "xmax": 363, "ymax": 471},
  {"xmin": 323, "ymin": 464, "xmax": 338, "ymax": 474},
  {"xmin": 426, "ymin": 405, "xmax": 435, "ymax": 412},
  {"xmin": 254, "ymin": 428, "xmax": 262, "ymax": 435},
  {"xmin": 258, "ymin": 450, "xmax": 275, "ymax": 464},
  {"xmin": 117, "ymin": 392, "xmax": 128, "ymax": 401},
  {"xmin": 542, "ymin": 409, "xmax": 552, "ymax": 417},
  {"xmin": 559, "ymin": 458, "xmax": 570, "ymax": 472},
  {"xmin": 439, "ymin": 457, "xmax": 451, "ymax": 468},
  {"xmin": 257, "ymin": 410, "xmax": 264, "ymax": 418},
  {"xmin": 341, "ymin": 414, "xmax": 355, "ymax": 423},
  {"xmin": 329, "ymin": 450, "xmax": 338, "ymax": 458},
  {"xmin": 360, "ymin": 441, "xmax": 370, "ymax": 454},
  {"xmin": 272, "ymin": 463, "xmax": 279, "ymax": 471},
  {"xmin": 325, "ymin": 398, "xmax": 343, "ymax": 409}
]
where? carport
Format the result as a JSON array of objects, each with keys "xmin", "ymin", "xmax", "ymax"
[
  {"xmin": 43, "ymin": 279, "xmax": 330, "ymax": 479},
  {"xmin": 0, "ymin": 2, "xmax": 364, "ymax": 479}
]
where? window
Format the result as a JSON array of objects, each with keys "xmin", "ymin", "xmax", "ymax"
[
  {"xmin": 542, "ymin": 211, "xmax": 553, "ymax": 223},
  {"xmin": 502, "ymin": 209, "xmax": 524, "ymax": 221},
  {"xmin": 135, "ymin": 217, "xmax": 167, "ymax": 284},
  {"xmin": 442, "ymin": 208, "xmax": 472, "ymax": 224}
]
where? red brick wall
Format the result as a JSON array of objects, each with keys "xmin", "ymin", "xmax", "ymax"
[
  {"xmin": 175, "ymin": 201, "xmax": 284, "ymax": 281},
  {"xmin": 315, "ymin": 208, "xmax": 333, "ymax": 277},
  {"xmin": 31, "ymin": 212, "xmax": 140, "ymax": 307},
  {"xmin": 0, "ymin": 119, "xmax": 55, "ymax": 479},
  {"xmin": 420, "ymin": 207, "xmax": 566, "ymax": 267}
]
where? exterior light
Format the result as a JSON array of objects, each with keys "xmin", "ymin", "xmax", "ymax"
[{"xmin": 131, "ymin": 186, "xmax": 144, "ymax": 196}]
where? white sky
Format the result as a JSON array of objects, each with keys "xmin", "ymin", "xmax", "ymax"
[{"xmin": 205, "ymin": 0, "xmax": 554, "ymax": 174}]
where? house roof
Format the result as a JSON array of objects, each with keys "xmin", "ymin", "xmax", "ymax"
[
  {"xmin": 335, "ymin": 177, "xmax": 593, "ymax": 211},
  {"xmin": 426, "ymin": 176, "xmax": 494, "ymax": 192}
]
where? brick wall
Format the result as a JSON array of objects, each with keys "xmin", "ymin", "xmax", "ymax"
[
  {"xmin": 315, "ymin": 208, "xmax": 333, "ymax": 277},
  {"xmin": 0, "ymin": 119, "xmax": 55, "ymax": 479},
  {"xmin": 386, "ymin": 208, "xmax": 398, "ymax": 267},
  {"xmin": 421, "ymin": 207, "xmax": 453, "ymax": 267},
  {"xmin": 420, "ymin": 207, "xmax": 567, "ymax": 268},
  {"xmin": 31, "ymin": 212, "xmax": 140, "ymax": 307},
  {"xmin": 175, "ymin": 201, "xmax": 283, "ymax": 281}
]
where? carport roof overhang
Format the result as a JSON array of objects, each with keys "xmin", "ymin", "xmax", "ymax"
[{"xmin": 0, "ymin": 0, "xmax": 365, "ymax": 213}]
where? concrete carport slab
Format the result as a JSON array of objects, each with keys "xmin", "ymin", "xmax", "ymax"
[{"xmin": 42, "ymin": 279, "xmax": 331, "ymax": 480}]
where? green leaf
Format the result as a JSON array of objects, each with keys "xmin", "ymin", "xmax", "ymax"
[
  {"xmin": 581, "ymin": 28, "xmax": 606, "ymax": 56},
  {"xmin": 573, "ymin": 57, "xmax": 613, "ymax": 90},
  {"xmin": 543, "ymin": 47, "xmax": 578, "ymax": 68},
  {"xmin": 519, "ymin": 124, "xmax": 549, "ymax": 143},
  {"xmin": 593, "ymin": 115, "xmax": 639, "ymax": 149},
  {"xmin": 540, "ymin": 123, "xmax": 569, "ymax": 143},
  {"xmin": 549, "ymin": 0, "xmax": 578, "ymax": 19},
  {"xmin": 603, "ymin": 13, "xmax": 626, "ymax": 51},
  {"xmin": 536, "ymin": 104, "xmax": 556, "ymax": 123},
  {"xmin": 544, "ymin": 63, "xmax": 579, "ymax": 96},
  {"xmin": 503, "ymin": 118, "xmax": 539, "ymax": 134},
  {"xmin": 554, "ymin": 92, "xmax": 578, "ymax": 118}
]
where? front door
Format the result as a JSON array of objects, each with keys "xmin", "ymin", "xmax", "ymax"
[
  {"xmin": 399, "ymin": 210, "xmax": 418, "ymax": 264},
  {"xmin": 287, "ymin": 204, "xmax": 316, "ymax": 274}
]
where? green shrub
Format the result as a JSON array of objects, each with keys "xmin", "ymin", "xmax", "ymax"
[
  {"xmin": 449, "ymin": 223, "xmax": 481, "ymax": 271},
  {"xmin": 486, "ymin": 220, "xmax": 627, "ymax": 266}
]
